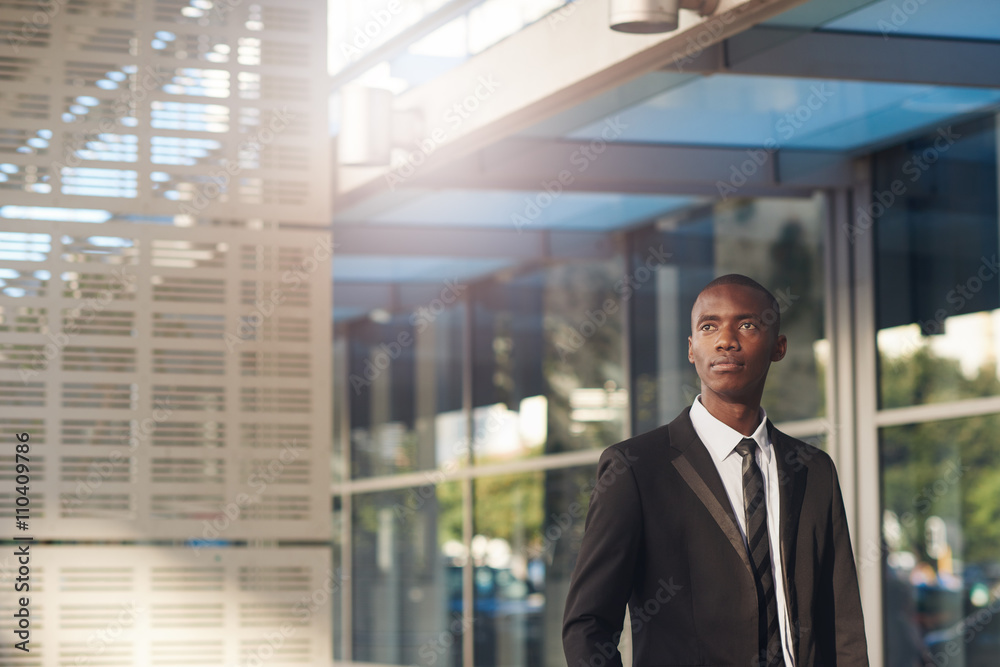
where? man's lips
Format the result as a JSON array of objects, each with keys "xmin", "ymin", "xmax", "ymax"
[{"xmin": 710, "ymin": 358, "xmax": 744, "ymax": 370}]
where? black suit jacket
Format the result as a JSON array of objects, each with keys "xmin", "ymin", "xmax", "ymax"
[{"xmin": 562, "ymin": 407, "xmax": 869, "ymax": 667}]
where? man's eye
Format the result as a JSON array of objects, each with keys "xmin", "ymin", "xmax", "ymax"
[{"xmin": 740, "ymin": 322, "xmax": 755, "ymax": 329}]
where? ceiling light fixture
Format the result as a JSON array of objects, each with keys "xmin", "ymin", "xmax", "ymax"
[{"xmin": 610, "ymin": 0, "xmax": 719, "ymax": 34}]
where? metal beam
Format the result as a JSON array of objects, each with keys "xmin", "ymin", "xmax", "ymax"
[
  {"xmin": 526, "ymin": 26, "xmax": 1000, "ymax": 156},
  {"xmin": 333, "ymin": 224, "xmax": 617, "ymax": 259},
  {"xmin": 332, "ymin": 283, "xmax": 396, "ymax": 311},
  {"xmin": 334, "ymin": 10, "xmax": 1000, "ymax": 214},
  {"xmin": 332, "ymin": 225, "xmax": 620, "ymax": 319},
  {"xmin": 362, "ymin": 137, "xmax": 851, "ymax": 198},
  {"xmin": 336, "ymin": 0, "xmax": 812, "ymax": 204},
  {"xmin": 724, "ymin": 27, "xmax": 1000, "ymax": 88}
]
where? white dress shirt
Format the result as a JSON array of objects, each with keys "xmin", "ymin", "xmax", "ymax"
[{"xmin": 689, "ymin": 394, "xmax": 796, "ymax": 666}]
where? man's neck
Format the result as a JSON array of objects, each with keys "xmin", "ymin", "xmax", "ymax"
[{"xmin": 698, "ymin": 394, "xmax": 762, "ymax": 437}]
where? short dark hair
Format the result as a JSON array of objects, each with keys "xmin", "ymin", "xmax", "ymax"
[{"xmin": 698, "ymin": 273, "xmax": 780, "ymax": 334}]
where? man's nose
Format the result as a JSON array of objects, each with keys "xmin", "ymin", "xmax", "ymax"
[{"xmin": 716, "ymin": 327, "xmax": 740, "ymax": 349}]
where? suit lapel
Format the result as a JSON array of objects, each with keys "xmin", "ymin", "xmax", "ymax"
[{"xmin": 668, "ymin": 408, "xmax": 753, "ymax": 579}]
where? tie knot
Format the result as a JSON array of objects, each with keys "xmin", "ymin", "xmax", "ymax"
[{"xmin": 735, "ymin": 437, "xmax": 758, "ymax": 459}]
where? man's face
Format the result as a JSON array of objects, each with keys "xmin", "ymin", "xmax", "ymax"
[{"xmin": 687, "ymin": 284, "xmax": 786, "ymax": 405}]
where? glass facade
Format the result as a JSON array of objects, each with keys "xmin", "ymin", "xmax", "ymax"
[
  {"xmin": 351, "ymin": 482, "xmax": 464, "ymax": 666},
  {"xmin": 881, "ymin": 417, "xmax": 1000, "ymax": 667},
  {"xmin": 335, "ymin": 113, "xmax": 1000, "ymax": 666},
  {"xmin": 471, "ymin": 259, "xmax": 627, "ymax": 462},
  {"xmin": 329, "ymin": 6, "xmax": 1000, "ymax": 666},
  {"xmin": 347, "ymin": 303, "xmax": 465, "ymax": 477},
  {"xmin": 875, "ymin": 114, "xmax": 1000, "ymax": 667},
  {"xmin": 336, "ymin": 195, "xmax": 840, "ymax": 665},
  {"xmin": 629, "ymin": 196, "xmax": 829, "ymax": 434},
  {"xmin": 471, "ymin": 466, "xmax": 594, "ymax": 667},
  {"xmin": 875, "ymin": 116, "xmax": 1000, "ymax": 410}
]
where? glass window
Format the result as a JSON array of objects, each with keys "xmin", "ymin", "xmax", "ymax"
[
  {"xmin": 352, "ymin": 482, "xmax": 465, "ymax": 666},
  {"xmin": 629, "ymin": 195, "xmax": 828, "ymax": 434},
  {"xmin": 348, "ymin": 302, "xmax": 465, "ymax": 478},
  {"xmin": 472, "ymin": 466, "xmax": 596, "ymax": 667},
  {"xmin": 880, "ymin": 415, "xmax": 1000, "ymax": 667},
  {"xmin": 471, "ymin": 258, "xmax": 627, "ymax": 463},
  {"xmin": 875, "ymin": 114, "xmax": 1000, "ymax": 410}
]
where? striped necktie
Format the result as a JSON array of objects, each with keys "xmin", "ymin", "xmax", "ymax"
[{"xmin": 735, "ymin": 437, "xmax": 785, "ymax": 667}]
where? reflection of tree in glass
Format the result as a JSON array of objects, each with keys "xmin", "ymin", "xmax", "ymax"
[
  {"xmin": 543, "ymin": 260, "xmax": 626, "ymax": 456},
  {"xmin": 880, "ymin": 347, "xmax": 1000, "ymax": 567},
  {"xmin": 454, "ymin": 468, "xmax": 595, "ymax": 566},
  {"xmin": 880, "ymin": 347, "xmax": 1000, "ymax": 666},
  {"xmin": 881, "ymin": 346, "xmax": 1000, "ymax": 410},
  {"xmin": 763, "ymin": 218, "xmax": 824, "ymax": 423},
  {"xmin": 435, "ymin": 480, "xmax": 464, "ymax": 547},
  {"xmin": 471, "ymin": 473, "xmax": 544, "ymax": 551}
]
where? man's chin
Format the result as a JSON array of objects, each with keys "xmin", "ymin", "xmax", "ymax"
[{"xmin": 700, "ymin": 385, "xmax": 760, "ymax": 405}]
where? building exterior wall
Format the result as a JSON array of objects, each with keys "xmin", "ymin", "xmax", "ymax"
[{"xmin": 0, "ymin": 0, "xmax": 332, "ymax": 664}]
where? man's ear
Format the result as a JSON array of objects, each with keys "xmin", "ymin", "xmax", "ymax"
[
  {"xmin": 771, "ymin": 333, "xmax": 787, "ymax": 362},
  {"xmin": 687, "ymin": 335, "xmax": 694, "ymax": 363}
]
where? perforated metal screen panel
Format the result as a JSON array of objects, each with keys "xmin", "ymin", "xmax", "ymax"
[
  {"xmin": 0, "ymin": 0, "xmax": 334, "ymax": 658},
  {"xmin": 0, "ymin": 0, "xmax": 331, "ymax": 543},
  {"xmin": 0, "ymin": 545, "xmax": 335, "ymax": 666},
  {"xmin": 0, "ymin": 0, "xmax": 329, "ymax": 221},
  {"xmin": 1, "ymin": 221, "xmax": 332, "ymax": 539}
]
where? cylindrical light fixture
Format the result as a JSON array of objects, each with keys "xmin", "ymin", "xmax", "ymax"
[
  {"xmin": 338, "ymin": 85, "xmax": 394, "ymax": 167},
  {"xmin": 610, "ymin": 0, "xmax": 718, "ymax": 34},
  {"xmin": 610, "ymin": 0, "xmax": 681, "ymax": 33}
]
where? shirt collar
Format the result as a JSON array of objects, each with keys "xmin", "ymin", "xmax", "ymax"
[{"xmin": 689, "ymin": 394, "xmax": 772, "ymax": 465}]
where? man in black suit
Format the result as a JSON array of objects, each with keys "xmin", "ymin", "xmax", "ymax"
[{"xmin": 562, "ymin": 274, "xmax": 869, "ymax": 667}]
